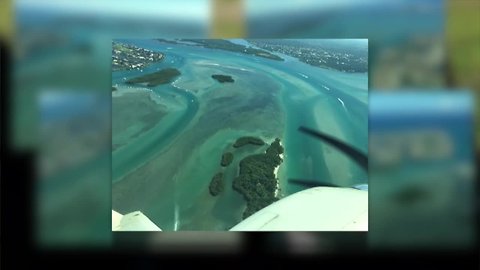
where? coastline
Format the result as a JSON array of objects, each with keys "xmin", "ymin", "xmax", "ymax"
[{"xmin": 273, "ymin": 141, "xmax": 285, "ymax": 198}]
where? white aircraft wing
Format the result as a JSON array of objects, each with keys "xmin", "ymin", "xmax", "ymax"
[
  {"xmin": 229, "ymin": 187, "xmax": 368, "ymax": 231},
  {"xmin": 112, "ymin": 210, "xmax": 162, "ymax": 231}
]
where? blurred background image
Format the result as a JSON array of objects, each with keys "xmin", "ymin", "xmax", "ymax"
[
  {"xmin": 369, "ymin": 92, "xmax": 475, "ymax": 250},
  {"xmin": 1, "ymin": 0, "xmax": 478, "ymax": 258},
  {"xmin": 246, "ymin": 0, "xmax": 446, "ymax": 89}
]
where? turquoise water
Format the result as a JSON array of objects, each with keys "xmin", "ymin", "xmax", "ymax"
[
  {"xmin": 112, "ymin": 39, "xmax": 368, "ymax": 230},
  {"xmin": 111, "ymin": 81, "xmax": 198, "ymax": 182}
]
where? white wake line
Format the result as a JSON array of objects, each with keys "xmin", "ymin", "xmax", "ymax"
[
  {"xmin": 171, "ymin": 77, "xmax": 193, "ymax": 93},
  {"xmin": 298, "ymin": 72, "xmax": 309, "ymax": 79},
  {"xmin": 337, "ymin": 97, "xmax": 350, "ymax": 113},
  {"xmin": 195, "ymin": 61, "xmax": 253, "ymax": 72},
  {"xmin": 174, "ymin": 205, "xmax": 179, "ymax": 231}
]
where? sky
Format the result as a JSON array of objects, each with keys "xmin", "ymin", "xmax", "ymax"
[
  {"xmin": 247, "ymin": 0, "xmax": 381, "ymax": 17},
  {"xmin": 16, "ymin": 0, "xmax": 211, "ymax": 22},
  {"xmin": 246, "ymin": 0, "xmax": 443, "ymax": 18}
]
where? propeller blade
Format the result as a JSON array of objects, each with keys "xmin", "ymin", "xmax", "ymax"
[{"xmin": 298, "ymin": 126, "xmax": 368, "ymax": 171}]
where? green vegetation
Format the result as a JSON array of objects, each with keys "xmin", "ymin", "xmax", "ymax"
[
  {"xmin": 221, "ymin": 152, "xmax": 234, "ymax": 166},
  {"xmin": 209, "ymin": 172, "xmax": 224, "ymax": 196},
  {"xmin": 233, "ymin": 138, "xmax": 284, "ymax": 219},
  {"xmin": 233, "ymin": 136, "xmax": 265, "ymax": 148},
  {"xmin": 212, "ymin": 74, "xmax": 234, "ymax": 83},
  {"xmin": 125, "ymin": 68, "xmax": 181, "ymax": 87},
  {"xmin": 266, "ymin": 138, "xmax": 284, "ymax": 158},
  {"xmin": 112, "ymin": 86, "xmax": 117, "ymax": 91},
  {"xmin": 179, "ymin": 39, "xmax": 284, "ymax": 61}
]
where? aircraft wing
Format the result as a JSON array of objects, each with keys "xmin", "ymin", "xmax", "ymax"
[
  {"xmin": 112, "ymin": 210, "xmax": 162, "ymax": 231},
  {"xmin": 229, "ymin": 187, "xmax": 368, "ymax": 231}
]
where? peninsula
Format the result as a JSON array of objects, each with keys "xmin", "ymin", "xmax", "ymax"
[{"xmin": 112, "ymin": 42, "xmax": 164, "ymax": 71}]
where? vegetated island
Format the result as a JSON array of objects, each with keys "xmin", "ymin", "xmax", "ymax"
[
  {"xmin": 233, "ymin": 136, "xmax": 265, "ymax": 148},
  {"xmin": 221, "ymin": 152, "xmax": 234, "ymax": 167},
  {"xmin": 212, "ymin": 74, "xmax": 234, "ymax": 83},
  {"xmin": 209, "ymin": 172, "xmax": 224, "ymax": 196},
  {"xmin": 125, "ymin": 68, "xmax": 181, "ymax": 87},
  {"xmin": 112, "ymin": 86, "xmax": 117, "ymax": 92},
  {"xmin": 233, "ymin": 138, "xmax": 284, "ymax": 219}
]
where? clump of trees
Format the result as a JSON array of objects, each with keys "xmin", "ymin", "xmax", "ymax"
[
  {"xmin": 233, "ymin": 136, "xmax": 265, "ymax": 148},
  {"xmin": 221, "ymin": 152, "xmax": 234, "ymax": 167},
  {"xmin": 232, "ymin": 138, "xmax": 284, "ymax": 219},
  {"xmin": 209, "ymin": 172, "xmax": 224, "ymax": 196},
  {"xmin": 266, "ymin": 138, "xmax": 283, "ymax": 164},
  {"xmin": 212, "ymin": 74, "xmax": 234, "ymax": 83},
  {"xmin": 126, "ymin": 68, "xmax": 181, "ymax": 86}
]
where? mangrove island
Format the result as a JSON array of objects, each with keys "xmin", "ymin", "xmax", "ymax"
[
  {"xmin": 233, "ymin": 138, "xmax": 284, "ymax": 219},
  {"xmin": 233, "ymin": 136, "xmax": 265, "ymax": 148},
  {"xmin": 209, "ymin": 172, "xmax": 225, "ymax": 196},
  {"xmin": 221, "ymin": 152, "xmax": 234, "ymax": 167},
  {"xmin": 125, "ymin": 68, "xmax": 181, "ymax": 87},
  {"xmin": 212, "ymin": 74, "xmax": 235, "ymax": 83}
]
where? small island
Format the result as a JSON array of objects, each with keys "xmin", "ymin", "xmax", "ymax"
[
  {"xmin": 209, "ymin": 172, "xmax": 225, "ymax": 196},
  {"xmin": 112, "ymin": 86, "xmax": 117, "ymax": 92},
  {"xmin": 221, "ymin": 152, "xmax": 234, "ymax": 167},
  {"xmin": 233, "ymin": 138, "xmax": 284, "ymax": 219},
  {"xmin": 125, "ymin": 68, "xmax": 181, "ymax": 87},
  {"xmin": 212, "ymin": 74, "xmax": 234, "ymax": 83},
  {"xmin": 233, "ymin": 136, "xmax": 265, "ymax": 148}
]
